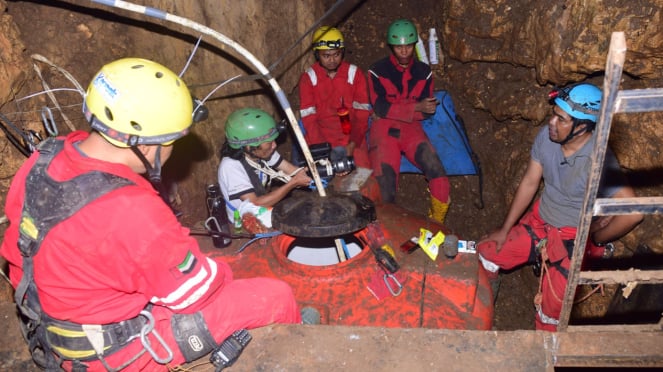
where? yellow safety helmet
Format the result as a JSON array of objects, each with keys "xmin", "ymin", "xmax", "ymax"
[
  {"xmin": 83, "ymin": 58, "xmax": 193, "ymax": 147},
  {"xmin": 312, "ymin": 26, "xmax": 345, "ymax": 50}
]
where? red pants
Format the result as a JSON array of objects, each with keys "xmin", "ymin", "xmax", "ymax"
[
  {"xmin": 368, "ymin": 119, "xmax": 449, "ymax": 203},
  {"xmin": 350, "ymin": 141, "xmax": 370, "ymax": 169},
  {"xmin": 477, "ymin": 201, "xmax": 583, "ymax": 331},
  {"xmin": 64, "ymin": 260, "xmax": 301, "ymax": 371}
]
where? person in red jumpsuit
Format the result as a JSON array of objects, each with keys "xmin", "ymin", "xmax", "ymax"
[
  {"xmin": 367, "ymin": 19, "xmax": 450, "ymax": 223},
  {"xmin": 1, "ymin": 58, "xmax": 302, "ymax": 371},
  {"xmin": 298, "ymin": 26, "xmax": 371, "ymax": 169},
  {"xmin": 476, "ymin": 83, "xmax": 642, "ymax": 331}
]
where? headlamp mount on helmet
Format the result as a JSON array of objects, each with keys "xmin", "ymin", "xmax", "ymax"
[
  {"xmin": 312, "ymin": 26, "xmax": 345, "ymax": 51},
  {"xmin": 227, "ymin": 127, "xmax": 279, "ymax": 149},
  {"xmin": 192, "ymin": 97, "xmax": 209, "ymax": 123},
  {"xmin": 313, "ymin": 39, "xmax": 344, "ymax": 50},
  {"xmin": 548, "ymin": 85, "xmax": 600, "ymax": 119}
]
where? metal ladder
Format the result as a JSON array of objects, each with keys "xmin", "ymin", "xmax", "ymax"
[
  {"xmin": 547, "ymin": 30, "xmax": 663, "ymax": 369},
  {"xmin": 557, "ymin": 32, "xmax": 663, "ymax": 332}
]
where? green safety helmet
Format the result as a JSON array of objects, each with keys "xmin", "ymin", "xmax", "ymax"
[
  {"xmin": 225, "ymin": 108, "xmax": 279, "ymax": 149},
  {"xmin": 387, "ymin": 19, "xmax": 418, "ymax": 45}
]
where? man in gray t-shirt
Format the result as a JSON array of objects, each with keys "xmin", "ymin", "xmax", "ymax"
[
  {"xmin": 533, "ymin": 124, "xmax": 624, "ymax": 228},
  {"xmin": 476, "ymin": 83, "xmax": 642, "ymax": 331}
]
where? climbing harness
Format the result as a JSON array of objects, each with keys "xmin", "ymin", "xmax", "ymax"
[
  {"xmin": 243, "ymin": 156, "xmax": 304, "ymax": 185},
  {"xmin": 14, "ymin": 138, "xmax": 173, "ymax": 370},
  {"xmin": 533, "ymin": 238, "xmax": 605, "ymax": 327}
]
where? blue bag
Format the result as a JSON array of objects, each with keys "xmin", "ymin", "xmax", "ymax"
[{"xmin": 400, "ymin": 90, "xmax": 478, "ymax": 176}]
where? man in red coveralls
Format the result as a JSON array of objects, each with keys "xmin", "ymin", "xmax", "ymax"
[
  {"xmin": 368, "ymin": 19, "xmax": 451, "ymax": 223},
  {"xmin": 298, "ymin": 26, "xmax": 371, "ymax": 169},
  {"xmin": 1, "ymin": 58, "xmax": 301, "ymax": 371}
]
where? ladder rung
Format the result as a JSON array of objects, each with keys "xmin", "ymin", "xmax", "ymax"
[
  {"xmin": 615, "ymin": 88, "xmax": 663, "ymax": 113},
  {"xmin": 579, "ymin": 268, "xmax": 663, "ymax": 285},
  {"xmin": 593, "ymin": 197, "xmax": 663, "ymax": 216}
]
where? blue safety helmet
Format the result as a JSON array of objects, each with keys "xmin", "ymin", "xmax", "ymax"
[{"xmin": 553, "ymin": 83, "xmax": 602, "ymax": 123}]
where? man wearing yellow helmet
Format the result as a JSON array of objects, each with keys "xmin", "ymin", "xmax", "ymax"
[
  {"xmin": 298, "ymin": 26, "xmax": 372, "ymax": 171},
  {"xmin": 1, "ymin": 58, "xmax": 302, "ymax": 371}
]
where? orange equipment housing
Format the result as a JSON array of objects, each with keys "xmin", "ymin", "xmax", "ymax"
[{"xmin": 199, "ymin": 203, "xmax": 493, "ymax": 330}]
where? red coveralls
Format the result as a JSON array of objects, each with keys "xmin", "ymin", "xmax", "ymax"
[
  {"xmin": 298, "ymin": 60, "xmax": 371, "ymax": 168},
  {"xmin": 1, "ymin": 131, "xmax": 301, "ymax": 371},
  {"xmin": 367, "ymin": 54, "xmax": 449, "ymax": 204},
  {"xmin": 477, "ymin": 200, "xmax": 603, "ymax": 331}
]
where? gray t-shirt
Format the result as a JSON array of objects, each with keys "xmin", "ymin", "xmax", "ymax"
[{"xmin": 531, "ymin": 125, "xmax": 625, "ymax": 228}]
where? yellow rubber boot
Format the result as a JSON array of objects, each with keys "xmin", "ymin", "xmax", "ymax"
[{"xmin": 429, "ymin": 195, "xmax": 450, "ymax": 225}]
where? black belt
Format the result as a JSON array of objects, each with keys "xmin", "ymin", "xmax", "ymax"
[{"xmin": 44, "ymin": 312, "xmax": 147, "ymax": 361}]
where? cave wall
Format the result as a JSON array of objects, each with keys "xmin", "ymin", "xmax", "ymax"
[
  {"xmin": 445, "ymin": 0, "xmax": 663, "ymax": 83},
  {"xmin": 0, "ymin": 0, "xmax": 662, "ymax": 258},
  {"xmin": 0, "ymin": 0, "xmax": 325, "ymax": 222},
  {"xmin": 440, "ymin": 0, "xmax": 663, "ymax": 254}
]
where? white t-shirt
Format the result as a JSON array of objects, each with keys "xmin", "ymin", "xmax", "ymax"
[{"xmin": 218, "ymin": 151, "xmax": 282, "ymax": 225}]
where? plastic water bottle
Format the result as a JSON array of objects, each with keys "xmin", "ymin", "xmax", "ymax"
[
  {"xmin": 206, "ymin": 183, "xmax": 232, "ymax": 248},
  {"xmin": 415, "ymin": 34, "xmax": 429, "ymax": 64},
  {"xmin": 233, "ymin": 209, "xmax": 242, "ymax": 233},
  {"xmin": 429, "ymin": 28, "xmax": 440, "ymax": 65}
]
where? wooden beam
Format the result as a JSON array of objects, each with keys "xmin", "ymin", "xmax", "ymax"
[
  {"xmin": 579, "ymin": 268, "xmax": 663, "ymax": 285},
  {"xmin": 180, "ymin": 325, "xmax": 663, "ymax": 371}
]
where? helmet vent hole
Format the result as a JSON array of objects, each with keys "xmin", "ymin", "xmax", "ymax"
[
  {"xmin": 104, "ymin": 107, "xmax": 114, "ymax": 121},
  {"xmin": 131, "ymin": 121, "xmax": 142, "ymax": 131},
  {"xmin": 155, "ymin": 72, "xmax": 163, "ymax": 79}
]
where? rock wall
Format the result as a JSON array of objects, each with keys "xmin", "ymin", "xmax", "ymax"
[
  {"xmin": 440, "ymin": 0, "xmax": 663, "ymax": 255},
  {"xmin": 445, "ymin": 0, "xmax": 663, "ymax": 83},
  {"xmin": 0, "ymin": 0, "xmax": 323, "ymax": 220}
]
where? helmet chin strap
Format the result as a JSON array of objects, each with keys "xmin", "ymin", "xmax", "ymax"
[
  {"xmin": 558, "ymin": 121, "xmax": 589, "ymax": 145},
  {"xmin": 131, "ymin": 145, "xmax": 171, "ymax": 208},
  {"xmin": 131, "ymin": 145, "xmax": 163, "ymax": 183},
  {"xmin": 245, "ymin": 146, "xmax": 270, "ymax": 162}
]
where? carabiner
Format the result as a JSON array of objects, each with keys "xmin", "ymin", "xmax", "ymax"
[
  {"xmin": 40, "ymin": 106, "xmax": 58, "ymax": 137},
  {"xmin": 383, "ymin": 272, "xmax": 403, "ymax": 297},
  {"xmin": 139, "ymin": 310, "xmax": 173, "ymax": 364},
  {"xmin": 204, "ymin": 216, "xmax": 222, "ymax": 235}
]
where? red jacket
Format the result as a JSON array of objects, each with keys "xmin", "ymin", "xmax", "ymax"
[
  {"xmin": 368, "ymin": 54, "xmax": 434, "ymax": 124},
  {"xmin": 1, "ymin": 131, "xmax": 227, "ymax": 324},
  {"xmin": 298, "ymin": 60, "xmax": 370, "ymax": 147}
]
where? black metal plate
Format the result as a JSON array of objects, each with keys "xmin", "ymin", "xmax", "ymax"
[{"xmin": 272, "ymin": 193, "xmax": 376, "ymax": 238}]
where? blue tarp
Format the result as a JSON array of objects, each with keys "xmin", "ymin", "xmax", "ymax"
[{"xmin": 399, "ymin": 90, "xmax": 478, "ymax": 176}]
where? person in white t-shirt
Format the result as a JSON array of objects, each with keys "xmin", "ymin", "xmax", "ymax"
[{"xmin": 218, "ymin": 108, "xmax": 312, "ymax": 227}]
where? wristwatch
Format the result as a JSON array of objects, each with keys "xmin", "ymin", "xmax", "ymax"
[{"xmin": 591, "ymin": 235, "xmax": 614, "ymax": 259}]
